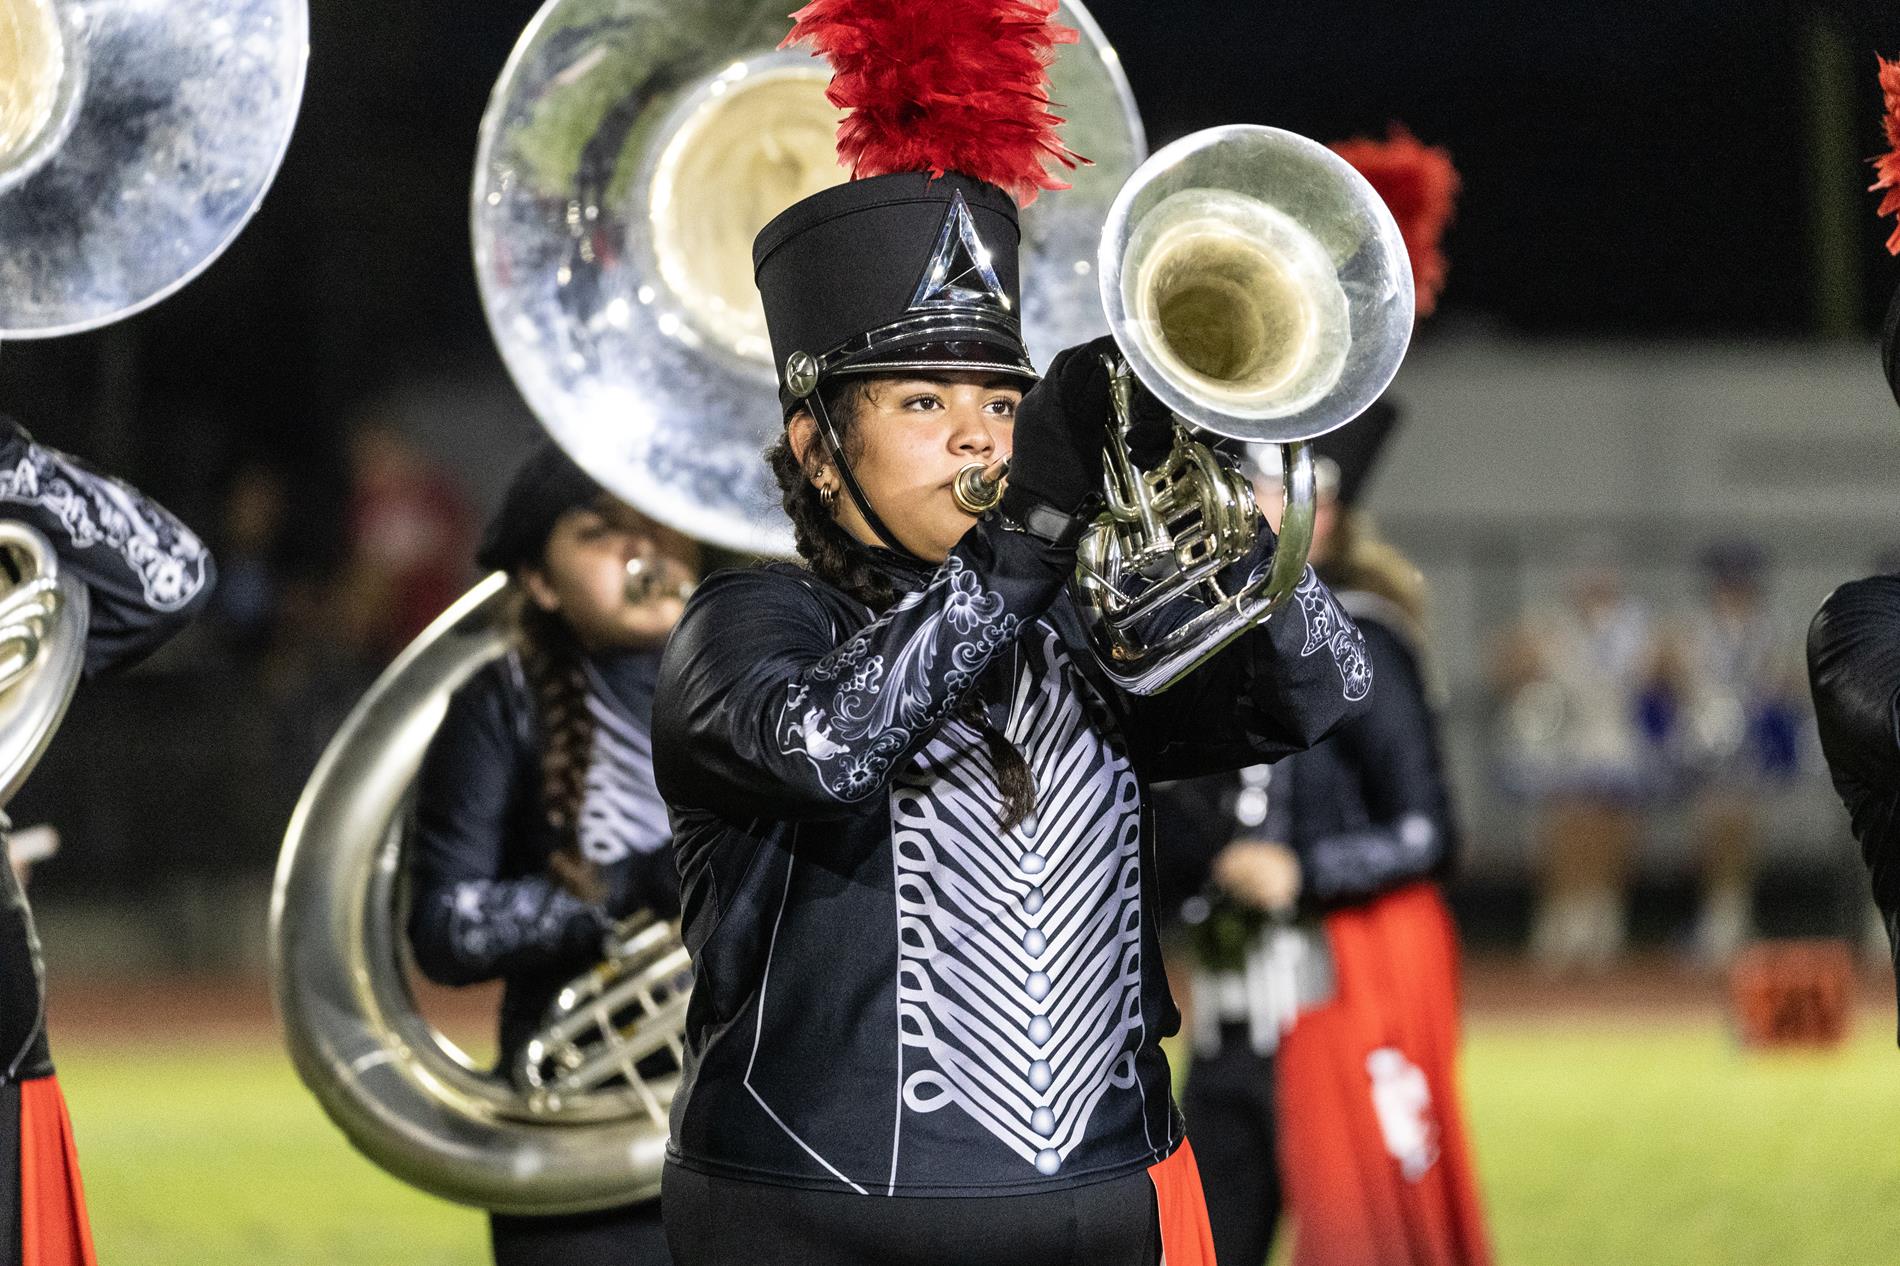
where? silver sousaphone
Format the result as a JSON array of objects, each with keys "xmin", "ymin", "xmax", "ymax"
[
  {"xmin": 0, "ymin": 0, "xmax": 307, "ymax": 336},
  {"xmin": 0, "ymin": 0, "xmax": 305, "ymax": 801},
  {"xmin": 270, "ymin": 0, "xmax": 1145, "ymax": 1216},
  {"xmin": 470, "ymin": 0, "xmax": 1144, "ymax": 558},
  {"xmin": 273, "ymin": 573, "xmax": 694, "ymax": 1215}
]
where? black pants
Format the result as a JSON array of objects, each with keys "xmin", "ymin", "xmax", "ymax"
[
  {"xmin": 1180, "ymin": 1029, "xmax": 1280, "ymax": 1266},
  {"xmin": 491, "ymin": 1198, "xmax": 671, "ymax": 1266},
  {"xmin": 662, "ymin": 1161, "xmax": 1160, "ymax": 1266}
]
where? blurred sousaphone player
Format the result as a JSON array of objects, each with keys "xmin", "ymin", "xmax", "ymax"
[
  {"xmin": 0, "ymin": 0, "xmax": 305, "ymax": 1259},
  {"xmin": 405, "ymin": 444, "xmax": 697, "ymax": 1265}
]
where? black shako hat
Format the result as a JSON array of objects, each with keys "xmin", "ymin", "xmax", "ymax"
[
  {"xmin": 754, "ymin": 0, "xmax": 1080, "ymax": 558},
  {"xmin": 476, "ymin": 441, "xmax": 604, "ymax": 574},
  {"xmin": 753, "ymin": 170, "xmax": 1035, "ymax": 412}
]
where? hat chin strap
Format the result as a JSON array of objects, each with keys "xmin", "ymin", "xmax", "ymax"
[{"xmin": 803, "ymin": 390, "xmax": 926, "ymax": 563}]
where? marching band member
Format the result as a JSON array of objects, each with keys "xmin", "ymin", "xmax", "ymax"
[
  {"xmin": 650, "ymin": 3, "xmax": 1372, "ymax": 1261},
  {"xmin": 407, "ymin": 443, "xmax": 693, "ymax": 1266},
  {"xmin": 1809, "ymin": 54, "xmax": 1900, "ymax": 1036},
  {"xmin": 1261, "ymin": 412, "xmax": 1491, "ymax": 1266},
  {"xmin": 1169, "ymin": 425, "xmax": 1492, "ymax": 1266},
  {"xmin": 0, "ymin": 418, "xmax": 216, "ymax": 1266},
  {"xmin": 1163, "ymin": 131, "xmax": 1489, "ymax": 1266}
]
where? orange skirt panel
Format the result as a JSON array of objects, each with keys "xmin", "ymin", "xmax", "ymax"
[
  {"xmin": 1276, "ymin": 884, "xmax": 1491, "ymax": 1266},
  {"xmin": 1148, "ymin": 1137, "xmax": 1217, "ymax": 1266},
  {"xmin": 17, "ymin": 1076, "xmax": 96, "ymax": 1266}
]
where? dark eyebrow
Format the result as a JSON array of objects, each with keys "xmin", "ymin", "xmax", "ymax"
[{"xmin": 868, "ymin": 375, "xmax": 1024, "ymax": 402}]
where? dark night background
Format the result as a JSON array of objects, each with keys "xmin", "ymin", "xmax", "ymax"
[{"xmin": 3, "ymin": 0, "xmax": 1898, "ymax": 564}]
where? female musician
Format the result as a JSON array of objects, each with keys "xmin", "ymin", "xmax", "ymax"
[
  {"xmin": 650, "ymin": 5, "xmax": 1371, "ymax": 1263},
  {"xmin": 407, "ymin": 443, "xmax": 694, "ymax": 1266},
  {"xmin": 0, "ymin": 417, "xmax": 216, "ymax": 1266}
]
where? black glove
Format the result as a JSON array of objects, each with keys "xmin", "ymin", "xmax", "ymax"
[
  {"xmin": 1122, "ymin": 376, "xmax": 1176, "ymax": 471},
  {"xmin": 1002, "ymin": 337, "xmax": 1176, "ymax": 525}
]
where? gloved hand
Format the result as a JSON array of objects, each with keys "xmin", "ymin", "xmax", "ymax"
[{"xmin": 1001, "ymin": 336, "xmax": 1176, "ymax": 524}]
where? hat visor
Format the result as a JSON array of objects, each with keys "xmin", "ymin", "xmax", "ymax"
[{"xmin": 829, "ymin": 329, "xmax": 1039, "ymax": 383}]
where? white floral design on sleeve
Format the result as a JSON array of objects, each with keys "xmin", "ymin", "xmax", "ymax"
[
  {"xmin": 1293, "ymin": 567, "xmax": 1372, "ymax": 702},
  {"xmin": 777, "ymin": 558, "xmax": 1020, "ymax": 801},
  {"xmin": 0, "ymin": 444, "xmax": 210, "ymax": 612}
]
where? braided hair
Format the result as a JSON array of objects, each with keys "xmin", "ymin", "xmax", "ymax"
[
  {"xmin": 509, "ymin": 590, "xmax": 607, "ymax": 905},
  {"xmin": 768, "ymin": 381, "xmax": 1037, "ymax": 830}
]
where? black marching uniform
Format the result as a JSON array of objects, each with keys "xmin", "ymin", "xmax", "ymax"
[
  {"xmin": 1159, "ymin": 596, "xmax": 1457, "ymax": 1266},
  {"xmin": 653, "ymin": 10, "xmax": 1374, "ymax": 1254},
  {"xmin": 655, "ymin": 512, "xmax": 1371, "ymax": 1258},
  {"xmin": 1809, "ymin": 572, "xmax": 1900, "ymax": 1024},
  {"xmin": 0, "ymin": 417, "xmax": 215, "ymax": 1261}
]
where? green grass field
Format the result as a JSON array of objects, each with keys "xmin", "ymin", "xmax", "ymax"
[{"xmin": 55, "ymin": 1019, "xmax": 1900, "ymax": 1265}]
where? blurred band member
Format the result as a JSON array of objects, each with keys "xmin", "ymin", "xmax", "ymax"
[
  {"xmin": 0, "ymin": 418, "xmax": 216, "ymax": 1266},
  {"xmin": 651, "ymin": 5, "xmax": 1371, "ymax": 1262},
  {"xmin": 1808, "ymin": 54, "xmax": 1900, "ymax": 1031},
  {"xmin": 1164, "ymin": 131, "xmax": 1483, "ymax": 1266},
  {"xmin": 1183, "ymin": 408, "xmax": 1490, "ymax": 1266},
  {"xmin": 1268, "ymin": 416, "xmax": 1489, "ymax": 1266},
  {"xmin": 408, "ymin": 444, "xmax": 694, "ymax": 1266}
]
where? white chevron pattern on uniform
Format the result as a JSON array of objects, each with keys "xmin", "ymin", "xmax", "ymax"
[
  {"xmin": 890, "ymin": 622, "xmax": 1144, "ymax": 1179},
  {"xmin": 577, "ymin": 681, "xmax": 671, "ymax": 863}
]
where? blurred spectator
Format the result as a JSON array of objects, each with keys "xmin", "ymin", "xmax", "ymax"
[
  {"xmin": 1494, "ymin": 547, "xmax": 1667, "ymax": 972},
  {"xmin": 262, "ymin": 566, "xmax": 390, "ymax": 806},
  {"xmin": 344, "ymin": 414, "xmax": 475, "ymax": 655},
  {"xmin": 1655, "ymin": 542, "xmax": 1806, "ymax": 966},
  {"xmin": 207, "ymin": 461, "xmax": 291, "ymax": 662}
]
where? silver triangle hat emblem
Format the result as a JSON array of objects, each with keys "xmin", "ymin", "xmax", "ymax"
[{"xmin": 907, "ymin": 191, "xmax": 1013, "ymax": 315}]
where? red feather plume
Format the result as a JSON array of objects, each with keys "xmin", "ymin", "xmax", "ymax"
[
  {"xmin": 1873, "ymin": 55, "xmax": 1900, "ymax": 256},
  {"xmin": 1329, "ymin": 127, "xmax": 1461, "ymax": 318},
  {"xmin": 782, "ymin": 0, "xmax": 1086, "ymax": 206}
]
